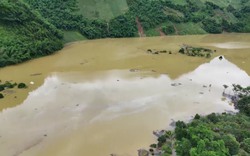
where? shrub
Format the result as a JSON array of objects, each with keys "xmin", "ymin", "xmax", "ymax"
[
  {"xmin": 0, "ymin": 86, "xmax": 4, "ymax": 91},
  {"xmin": 179, "ymin": 48, "xmax": 185, "ymax": 54},
  {"xmin": 162, "ymin": 25, "xmax": 175, "ymax": 34},
  {"xmin": 237, "ymin": 96, "xmax": 250, "ymax": 116},
  {"xmin": 194, "ymin": 114, "xmax": 201, "ymax": 120},
  {"xmin": 150, "ymin": 144, "xmax": 157, "ymax": 148},
  {"xmin": 18, "ymin": 83, "xmax": 27, "ymax": 89},
  {"xmin": 207, "ymin": 113, "xmax": 219, "ymax": 123},
  {"xmin": 0, "ymin": 93, "xmax": 4, "ymax": 99}
]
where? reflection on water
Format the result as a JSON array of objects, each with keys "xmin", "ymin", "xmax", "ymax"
[
  {"xmin": 0, "ymin": 57, "xmax": 250, "ymax": 156},
  {"xmin": 1, "ymin": 34, "xmax": 250, "ymax": 111}
]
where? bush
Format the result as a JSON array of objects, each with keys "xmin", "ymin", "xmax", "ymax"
[
  {"xmin": 237, "ymin": 96, "xmax": 250, "ymax": 116},
  {"xmin": 150, "ymin": 143, "xmax": 157, "ymax": 148},
  {"xmin": 0, "ymin": 93, "xmax": 4, "ymax": 99},
  {"xmin": 194, "ymin": 114, "xmax": 201, "ymax": 120},
  {"xmin": 18, "ymin": 83, "xmax": 27, "ymax": 89},
  {"xmin": 162, "ymin": 25, "xmax": 175, "ymax": 34},
  {"xmin": 162, "ymin": 143, "xmax": 172, "ymax": 154},
  {"xmin": 207, "ymin": 113, "xmax": 219, "ymax": 123},
  {"xmin": 179, "ymin": 48, "xmax": 185, "ymax": 54},
  {"xmin": 158, "ymin": 135, "xmax": 167, "ymax": 145},
  {"xmin": 0, "ymin": 86, "xmax": 4, "ymax": 91}
]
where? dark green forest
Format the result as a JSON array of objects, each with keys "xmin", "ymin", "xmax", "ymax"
[
  {"xmin": 0, "ymin": 0, "xmax": 63, "ymax": 67},
  {"xmin": 1, "ymin": 0, "xmax": 250, "ymax": 67},
  {"xmin": 150, "ymin": 85, "xmax": 250, "ymax": 156}
]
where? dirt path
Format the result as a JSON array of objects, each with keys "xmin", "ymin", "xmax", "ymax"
[
  {"xmin": 157, "ymin": 27, "xmax": 166, "ymax": 36},
  {"xmin": 136, "ymin": 17, "xmax": 146, "ymax": 37}
]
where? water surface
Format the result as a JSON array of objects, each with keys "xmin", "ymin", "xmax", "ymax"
[{"xmin": 0, "ymin": 34, "xmax": 250, "ymax": 156}]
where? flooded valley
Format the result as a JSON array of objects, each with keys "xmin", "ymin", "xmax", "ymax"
[{"xmin": 0, "ymin": 34, "xmax": 250, "ymax": 156}]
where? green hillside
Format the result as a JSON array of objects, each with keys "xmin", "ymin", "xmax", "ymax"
[
  {"xmin": 16, "ymin": 0, "xmax": 250, "ymax": 40},
  {"xmin": 0, "ymin": 0, "xmax": 63, "ymax": 67},
  {"xmin": 77, "ymin": 0, "xmax": 128, "ymax": 20},
  {"xmin": 25, "ymin": 0, "xmax": 250, "ymax": 39},
  {"xmin": 1, "ymin": 0, "xmax": 250, "ymax": 67}
]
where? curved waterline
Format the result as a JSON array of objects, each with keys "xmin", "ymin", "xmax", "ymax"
[{"xmin": 0, "ymin": 57, "xmax": 250, "ymax": 156}]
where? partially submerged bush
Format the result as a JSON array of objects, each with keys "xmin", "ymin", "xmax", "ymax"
[
  {"xmin": 0, "ymin": 81, "xmax": 17, "ymax": 90},
  {"xmin": 18, "ymin": 83, "xmax": 27, "ymax": 89},
  {"xmin": 178, "ymin": 45, "xmax": 214, "ymax": 58}
]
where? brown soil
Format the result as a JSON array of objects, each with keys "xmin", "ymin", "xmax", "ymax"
[
  {"xmin": 136, "ymin": 17, "xmax": 146, "ymax": 37},
  {"xmin": 157, "ymin": 27, "xmax": 166, "ymax": 36}
]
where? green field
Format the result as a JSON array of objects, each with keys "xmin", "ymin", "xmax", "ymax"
[
  {"xmin": 77, "ymin": 0, "xmax": 129, "ymax": 20},
  {"xmin": 174, "ymin": 22, "xmax": 207, "ymax": 35},
  {"xmin": 63, "ymin": 31, "xmax": 87, "ymax": 43}
]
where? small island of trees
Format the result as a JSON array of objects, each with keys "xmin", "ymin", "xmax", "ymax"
[
  {"xmin": 179, "ymin": 45, "xmax": 214, "ymax": 58},
  {"xmin": 0, "ymin": 81, "xmax": 28, "ymax": 99}
]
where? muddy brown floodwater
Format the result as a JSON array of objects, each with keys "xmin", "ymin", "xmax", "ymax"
[{"xmin": 0, "ymin": 34, "xmax": 250, "ymax": 156}]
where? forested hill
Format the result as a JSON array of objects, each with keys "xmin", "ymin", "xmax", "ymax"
[
  {"xmin": 1, "ymin": 0, "xmax": 250, "ymax": 67},
  {"xmin": 25, "ymin": 0, "xmax": 250, "ymax": 39},
  {"xmin": 0, "ymin": 0, "xmax": 63, "ymax": 67}
]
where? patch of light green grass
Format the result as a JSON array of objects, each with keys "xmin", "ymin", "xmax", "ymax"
[
  {"xmin": 63, "ymin": 31, "xmax": 87, "ymax": 43},
  {"xmin": 77, "ymin": 0, "xmax": 128, "ymax": 20},
  {"xmin": 145, "ymin": 28, "xmax": 160, "ymax": 37},
  {"xmin": 175, "ymin": 22, "xmax": 207, "ymax": 35}
]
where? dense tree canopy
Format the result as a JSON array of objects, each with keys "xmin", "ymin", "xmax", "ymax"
[
  {"xmin": 0, "ymin": 0, "xmax": 63, "ymax": 67},
  {"xmin": 149, "ymin": 84, "xmax": 250, "ymax": 156}
]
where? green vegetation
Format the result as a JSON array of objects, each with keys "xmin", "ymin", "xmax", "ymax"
[
  {"xmin": 0, "ymin": 81, "xmax": 17, "ymax": 91},
  {"xmin": 145, "ymin": 28, "xmax": 160, "ymax": 37},
  {"xmin": 17, "ymin": 83, "xmax": 27, "ymax": 89},
  {"xmin": 0, "ymin": 93, "xmax": 4, "ymax": 99},
  {"xmin": 0, "ymin": 0, "xmax": 63, "ymax": 67},
  {"xmin": 25, "ymin": 0, "xmax": 250, "ymax": 40},
  {"xmin": 179, "ymin": 45, "xmax": 214, "ymax": 58},
  {"xmin": 162, "ymin": 25, "xmax": 175, "ymax": 35},
  {"xmin": 150, "ymin": 84, "xmax": 250, "ymax": 156},
  {"xmin": 1, "ymin": 0, "xmax": 250, "ymax": 67},
  {"xmin": 0, "ymin": 81, "xmax": 27, "ymax": 99},
  {"xmin": 174, "ymin": 113, "xmax": 250, "ymax": 156},
  {"xmin": 174, "ymin": 23, "xmax": 207, "ymax": 35},
  {"xmin": 63, "ymin": 31, "xmax": 87, "ymax": 43}
]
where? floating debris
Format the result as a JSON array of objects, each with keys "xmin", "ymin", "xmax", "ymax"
[
  {"xmin": 30, "ymin": 73, "xmax": 42, "ymax": 76},
  {"xmin": 129, "ymin": 69, "xmax": 140, "ymax": 72},
  {"xmin": 171, "ymin": 83, "xmax": 182, "ymax": 87}
]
